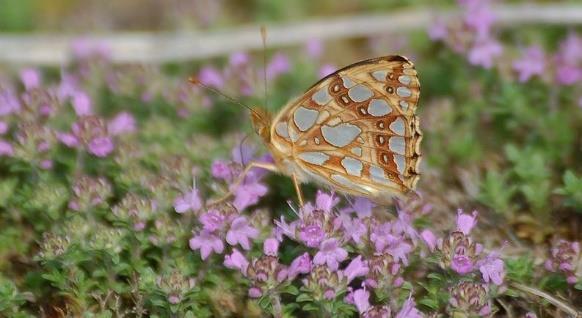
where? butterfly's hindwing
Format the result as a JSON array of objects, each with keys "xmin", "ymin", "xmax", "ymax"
[{"xmin": 269, "ymin": 55, "xmax": 422, "ymax": 202}]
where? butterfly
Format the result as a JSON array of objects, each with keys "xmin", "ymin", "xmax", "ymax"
[{"xmin": 198, "ymin": 55, "xmax": 422, "ymax": 206}]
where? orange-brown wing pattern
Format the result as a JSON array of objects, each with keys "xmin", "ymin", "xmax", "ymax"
[{"xmin": 269, "ymin": 55, "xmax": 422, "ymax": 203}]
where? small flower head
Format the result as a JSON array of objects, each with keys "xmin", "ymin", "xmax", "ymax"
[
  {"xmin": 313, "ymin": 238, "xmax": 348, "ymax": 271},
  {"xmin": 189, "ymin": 230, "xmax": 224, "ymax": 260},
  {"xmin": 448, "ymin": 281, "xmax": 491, "ymax": 317},
  {"xmin": 226, "ymin": 216, "xmax": 259, "ymax": 250},
  {"xmin": 545, "ymin": 240, "xmax": 580, "ymax": 284}
]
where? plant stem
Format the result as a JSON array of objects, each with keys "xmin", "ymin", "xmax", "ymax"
[
  {"xmin": 510, "ymin": 282, "xmax": 581, "ymax": 318},
  {"xmin": 271, "ymin": 294, "xmax": 283, "ymax": 318}
]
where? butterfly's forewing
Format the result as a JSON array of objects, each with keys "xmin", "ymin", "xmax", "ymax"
[{"xmin": 269, "ymin": 56, "xmax": 421, "ymax": 203}]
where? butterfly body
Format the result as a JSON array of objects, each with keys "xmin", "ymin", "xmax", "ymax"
[{"xmin": 251, "ymin": 55, "xmax": 422, "ymax": 205}]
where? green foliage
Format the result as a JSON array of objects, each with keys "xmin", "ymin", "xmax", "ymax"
[{"xmin": 555, "ymin": 170, "xmax": 582, "ymax": 211}]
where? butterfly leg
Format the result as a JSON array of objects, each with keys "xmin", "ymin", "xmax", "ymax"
[
  {"xmin": 208, "ymin": 161, "xmax": 278, "ymax": 206},
  {"xmin": 292, "ymin": 173, "xmax": 305, "ymax": 207}
]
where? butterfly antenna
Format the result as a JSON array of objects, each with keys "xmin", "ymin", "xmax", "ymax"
[
  {"xmin": 189, "ymin": 77, "xmax": 259, "ymax": 116},
  {"xmin": 260, "ymin": 26, "xmax": 269, "ymax": 110}
]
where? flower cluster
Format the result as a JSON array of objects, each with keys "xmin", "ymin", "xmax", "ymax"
[
  {"xmin": 545, "ymin": 240, "xmax": 580, "ymax": 284},
  {"xmin": 187, "ymin": 144, "xmax": 270, "ymax": 260},
  {"xmin": 428, "ymin": 0, "xmax": 582, "ymax": 89}
]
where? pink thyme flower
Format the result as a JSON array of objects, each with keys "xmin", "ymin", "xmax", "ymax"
[
  {"xmin": 395, "ymin": 296, "xmax": 423, "ymax": 318},
  {"xmin": 421, "ymin": 229, "xmax": 437, "ymax": 252},
  {"xmin": 199, "ymin": 209, "xmax": 226, "ymax": 231},
  {"xmin": 233, "ymin": 182, "xmax": 268, "ymax": 211},
  {"xmin": 544, "ymin": 240, "xmax": 580, "ymax": 284},
  {"xmin": 263, "ymin": 238, "xmax": 279, "ymax": 256},
  {"xmin": 352, "ymin": 288, "xmax": 371, "ymax": 314},
  {"xmin": 224, "ymin": 248, "xmax": 249, "ymax": 274},
  {"xmin": 468, "ymin": 38, "xmax": 503, "ymax": 69},
  {"xmin": 289, "ymin": 252, "xmax": 312, "ymax": 278},
  {"xmin": 343, "ymin": 256, "xmax": 369, "ymax": 283},
  {"xmin": 189, "ymin": 230, "xmax": 224, "ymax": 260},
  {"xmin": 315, "ymin": 190, "xmax": 339, "ymax": 212},
  {"xmin": 314, "ymin": 238, "xmax": 348, "ymax": 271},
  {"xmin": 20, "ymin": 68, "xmax": 41, "ymax": 90},
  {"xmin": 298, "ymin": 223, "xmax": 326, "ymax": 248},
  {"xmin": 461, "ymin": 0, "xmax": 496, "ymax": 39},
  {"xmin": 72, "ymin": 91, "xmax": 93, "ymax": 116},
  {"xmin": 211, "ymin": 159, "xmax": 233, "ymax": 181},
  {"xmin": 229, "ymin": 52, "xmax": 250, "ymax": 67},
  {"xmin": 226, "ymin": 216, "xmax": 259, "ymax": 250},
  {"xmin": 451, "ymin": 255, "xmax": 475, "ymax": 274},
  {"xmin": 173, "ymin": 187, "xmax": 203, "ymax": 213},
  {"xmin": 108, "ymin": 112, "xmax": 136, "ymax": 135},
  {"xmin": 513, "ymin": 46, "xmax": 546, "ymax": 82},
  {"xmin": 456, "ymin": 209, "xmax": 478, "ymax": 235},
  {"xmin": 479, "ymin": 255, "xmax": 505, "ymax": 286},
  {"xmin": 57, "ymin": 132, "xmax": 80, "ymax": 148}
]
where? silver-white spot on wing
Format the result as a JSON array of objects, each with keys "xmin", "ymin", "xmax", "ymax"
[
  {"xmin": 398, "ymin": 75, "xmax": 411, "ymax": 85},
  {"xmin": 341, "ymin": 76, "xmax": 356, "ymax": 88},
  {"xmin": 389, "ymin": 136, "xmax": 406, "ymax": 155},
  {"xmin": 321, "ymin": 123, "xmax": 362, "ymax": 147},
  {"xmin": 351, "ymin": 147, "xmax": 363, "ymax": 157},
  {"xmin": 341, "ymin": 157, "xmax": 363, "ymax": 177},
  {"xmin": 275, "ymin": 122, "xmax": 289, "ymax": 138},
  {"xmin": 396, "ymin": 87, "xmax": 412, "ymax": 98},
  {"xmin": 399, "ymin": 101, "xmax": 409, "ymax": 112},
  {"xmin": 367, "ymin": 99, "xmax": 392, "ymax": 117},
  {"xmin": 389, "ymin": 118, "xmax": 406, "ymax": 135},
  {"xmin": 293, "ymin": 106, "xmax": 319, "ymax": 132},
  {"xmin": 348, "ymin": 84, "xmax": 374, "ymax": 102},
  {"xmin": 394, "ymin": 154, "xmax": 406, "ymax": 174},
  {"xmin": 312, "ymin": 86, "xmax": 332, "ymax": 105},
  {"xmin": 370, "ymin": 165, "xmax": 391, "ymax": 185},
  {"xmin": 371, "ymin": 70, "xmax": 388, "ymax": 81},
  {"xmin": 298, "ymin": 152, "xmax": 330, "ymax": 165}
]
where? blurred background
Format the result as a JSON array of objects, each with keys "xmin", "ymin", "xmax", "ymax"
[{"xmin": 0, "ymin": 0, "xmax": 580, "ymax": 316}]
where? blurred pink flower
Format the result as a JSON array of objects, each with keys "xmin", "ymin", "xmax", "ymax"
[
  {"xmin": 0, "ymin": 140, "xmax": 13, "ymax": 156},
  {"xmin": 173, "ymin": 187, "xmax": 203, "ymax": 213},
  {"xmin": 189, "ymin": 230, "xmax": 224, "ymax": 260},
  {"xmin": 318, "ymin": 64, "xmax": 336, "ymax": 78},
  {"xmin": 0, "ymin": 88, "xmax": 21, "ymax": 116},
  {"xmin": 266, "ymin": 53, "xmax": 291, "ymax": 80},
  {"xmin": 0, "ymin": 121, "xmax": 7, "ymax": 135},
  {"xmin": 40, "ymin": 159, "xmax": 54, "ymax": 170},
  {"xmin": 314, "ymin": 238, "xmax": 348, "ymax": 270},
  {"xmin": 72, "ymin": 91, "xmax": 93, "ymax": 116},
  {"xmin": 88, "ymin": 136, "xmax": 114, "ymax": 157},
  {"xmin": 20, "ymin": 68, "xmax": 41, "ymax": 90},
  {"xmin": 555, "ymin": 65, "xmax": 582, "ymax": 85},
  {"xmin": 513, "ymin": 46, "xmax": 546, "ymax": 82},
  {"xmin": 557, "ymin": 33, "xmax": 582, "ymax": 65},
  {"xmin": 57, "ymin": 132, "xmax": 80, "ymax": 148},
  {"xmin": 229, "ymin": 52, "xmax": 250, "ymax": 67},
  {"xmin": 108, "ymin": 112, "xmax": 136, "ymax": 135},
  {"xmin": 226, "ymin": 216, "xmax": 259, "ymax": 250},
  {"xmin": 428, "ymin": 19, "xmax": 448, "ymax": 41},
  {"xmin": 71, "ymin": 38, "xmax": 111, "ymax": 60},
  {"xmin": 198, "ymin": 66, "xmax": 224, "ymax": 88},
  {"xmin": 468, "ymin": 38, "xmax": 503, "ymax": 69},
  {"xmin": 305, "ymin": 38, "xmax": 324, "ymax": 58},
  {"xmin": 462, "ymin": 0, "xmax": 496, "ymax": 39}
]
